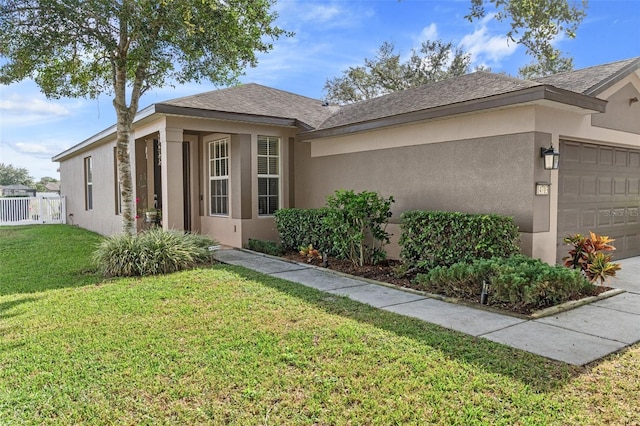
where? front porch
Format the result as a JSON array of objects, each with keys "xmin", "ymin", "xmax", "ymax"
[{"xmin": 131, "ymin": 115, "xmax": 296, "ymax": 247}]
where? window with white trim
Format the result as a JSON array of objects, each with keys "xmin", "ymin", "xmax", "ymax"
[
  {"xmin": 84, "ymin": 156, "xmax": 93, "ymax": 211},
  {"xmin": 209, "ymin": 138, "xmax": 229, "ymax": 215},
  {"xmin": 257, "ymin": 136, "xmax": 279, "ymax": 216}
]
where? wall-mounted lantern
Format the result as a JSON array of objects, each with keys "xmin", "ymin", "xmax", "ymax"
[{"xmin": 541, "ymin": 145, "xmax": 560, "ymax": 170}]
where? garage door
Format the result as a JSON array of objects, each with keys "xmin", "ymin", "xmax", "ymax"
[{"xmin": 557, "ymin": 140, "xmax": 640, "ymax": 263}]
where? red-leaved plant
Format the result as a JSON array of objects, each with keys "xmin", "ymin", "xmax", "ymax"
[
  {"xmin": 563, "ymin": 232, "xmax": 621, "ymax": 285},
  {"xmin": 299, "ymin": 244, "xmax": 322, "ymax": 263}
]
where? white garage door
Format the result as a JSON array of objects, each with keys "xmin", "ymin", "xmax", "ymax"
[{"xmin": 557, "ymin": 140, "xmax": 640, "ymax": 263}]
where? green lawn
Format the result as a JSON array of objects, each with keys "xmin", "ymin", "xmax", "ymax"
[{"xmin": 0, "ymin": 225, "xmax": 638, "ymax": 425}]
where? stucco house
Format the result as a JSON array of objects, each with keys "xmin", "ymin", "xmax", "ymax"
[
  {"xmin": 1, "ymin": 184, "xmax": 36, "ymax": 197},
  {"xmin": 53, "ymin": 57, "xmax": 640, "ymax": 264}
]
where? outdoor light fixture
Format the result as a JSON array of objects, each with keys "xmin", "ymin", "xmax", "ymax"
[{"xmin": 541, "ymin": 145, "xmax": 560, "ymax": 170}]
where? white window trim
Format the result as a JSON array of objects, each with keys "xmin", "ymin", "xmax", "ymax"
[
  {"xmin": 208, "ymin": 138, "xmax": 230, "ymax": 217},
  {"xmin": 257, "ymin": 136, "xmax": 281, "ymax": 216},
  {"xmin": 84, "ymin": 156, "xmax": 93, "ymax": 211}
]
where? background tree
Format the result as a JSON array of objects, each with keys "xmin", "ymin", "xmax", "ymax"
[
  {"xmin": 324, "ymin": 40, "xmax": 471, "ymax": 104},
  {"xmin": 35, "ymin": 177, "xmax": 60, "ymax": 193},
  {"xmin": 466, "ymin": 0, "xmax": 588, "ymax": 77},
  {"xmin": 0, "ymin": 163, "xmax": 34, "ymax": 186},
  {"xmin": 0, "ymin": 0, "xmax": 288, "ymax": 235}
]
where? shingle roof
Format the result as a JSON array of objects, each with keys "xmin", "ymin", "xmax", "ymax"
[
  {"xmin": 533, "ymin": 57, "xmax": 640, "ymax": 95},
  {"xmin": 156, "ymin": 58, "xmax": 638, "ymax": 133},
  {"xmin": 314, "ymin": 72, "xmax": 542, "ymax": 131},
  {"xmin": 160, "ymin": 83, "xmax": 335, "ymax": 128}
]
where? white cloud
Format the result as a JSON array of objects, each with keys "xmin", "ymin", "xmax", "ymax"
[
  {"xmin": 276, "ymin": 0, "xmax": 374, "ymax": 30},
  {"xmin": 459, "ymin": 15, "xmax": 518, "ymax": 67},
  {"xmin": 418, "ymin": 23, "xmax": 439, "ymax": 43},
  {"xmin": 0, "ymin": 142, "xmax": 61, "ymax": 179},
  {"xmin": 305, "ymin": 4, "xmax": 341, "ymax": 23},
  {"xmin": 0, "ymin": 97, "xmax": 70, "ymax": 117},
  {"xmin": 14, "ymin": 142, "xmax": 55, "ymax": 155}
]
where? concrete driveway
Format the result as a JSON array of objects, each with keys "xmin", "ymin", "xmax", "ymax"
[{"xmin": 614, "ymin": 256, "xmax": 640, "ymax": 293}]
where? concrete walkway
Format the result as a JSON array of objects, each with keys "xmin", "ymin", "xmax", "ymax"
[{"xmin": 214, "ymin": 249, "xmax": 640, "ymax": 366}]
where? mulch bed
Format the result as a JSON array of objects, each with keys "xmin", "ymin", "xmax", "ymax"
[{"xmin": 282, "ymin": 252, "xmax": 613, "ymax": 316}]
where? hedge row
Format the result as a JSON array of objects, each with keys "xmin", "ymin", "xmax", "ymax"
[
  {"xmin": 276, "ymin": 208, "xmax": 521, "ymax": 272},
  {"xmin": 399, "ymin": 210, "xmax": 521, "ymax": 273},
  {"xmin": 415, "ymin": 255, "xmax": 594, "ymax": 311},
  {"xmin": 273, "ymin": 208, "xmax": 335, "ymax": 254}
]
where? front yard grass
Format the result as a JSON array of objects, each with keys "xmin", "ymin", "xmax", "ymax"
[{"xmin": 0, "ymin": 225, "xmax": 638, "ymax": 424}]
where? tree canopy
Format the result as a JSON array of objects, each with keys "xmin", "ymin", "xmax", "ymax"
[
  {"xmin": 466, "ymin": 0, "xmax": 588, "ymax": 77},
  {"xmin": 35, "ymin": 177, "xmax": 59, "ymax": 193},
  {"xmin": 0, "ymin": 163, "xmax": 33, "ymax": 186},
  {"xmin": 324, "ymin": 40, "xmax": 471, "ymax": 105},
  {"xmin": 0, "ymin": 0, "xmax": 288, "ymax": 234},
  {"xmin": 325, "ymin": 0, "xmax": 588, "ymax": 103}
]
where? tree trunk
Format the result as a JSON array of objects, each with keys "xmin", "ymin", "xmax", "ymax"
[
  {"xmin": 115, "ymin": 112, "xmax": 136, "ymax": 236},
  {"xmin": 113, "ymin": 56, "xmax": 137, "ymax": 236}
]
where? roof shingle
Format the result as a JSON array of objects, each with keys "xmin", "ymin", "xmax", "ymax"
[
  {"xmin": 160, "ymin": 83, "xmax": 335, "ymax": 128},
  {"xmin": 533, "ymin": 57, "xmax": 640, "ymax": 95},
  {"xmin": 315, "ymin": 72, "xmax": 542, "ymax": 130}
]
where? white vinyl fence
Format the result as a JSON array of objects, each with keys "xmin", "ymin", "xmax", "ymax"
[{"xmin": 0, "ymin": 195, "xmax": 66, "ymax": 226}]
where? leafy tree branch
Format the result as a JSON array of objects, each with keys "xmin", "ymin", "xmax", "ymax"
[{"xmin": 1, "ymin": 0, "xmax": 289, "ymax": 234}]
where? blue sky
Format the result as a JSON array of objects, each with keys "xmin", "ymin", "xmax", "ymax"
[{"xmin": 0, "ymin": 0, "xmax": 638, "ymax": 180}]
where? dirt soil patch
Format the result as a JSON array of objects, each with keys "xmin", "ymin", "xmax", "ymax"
[{"xmin": 282, "ymin": 252, "xmax": 613, "ymax": 316}]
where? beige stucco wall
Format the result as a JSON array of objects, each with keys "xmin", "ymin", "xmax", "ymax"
[
  {"xmin": 59, "ymin": 140, "xmax": 123, "ymax": 236},
  {"xmin": 592, "ymin": 82, "xmax": 640, "ymax": 134},
  {"xmin": 295, "ymin": 130, "xmax": 553, "ymax": 260}
]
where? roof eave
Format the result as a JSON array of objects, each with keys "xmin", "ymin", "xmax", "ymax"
[
  {"xmin": 52, "ymin": 104, "xmax": 158, "ymax": 162},
  {"xmin": 52, "ymin": 103, "xmax": 311, "ymax": 162},
  {"xmin": 154, "ymin": 103, "xmax": 300, "ymax": 128},
  {"xmin": 299, "ymin": 85, "xmax": 606, "ymax": 141}
]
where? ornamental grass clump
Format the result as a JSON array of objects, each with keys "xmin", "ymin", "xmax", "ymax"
[{"xmin": 93, "ymin": 228, "xmax": 216, "ymax": 277}]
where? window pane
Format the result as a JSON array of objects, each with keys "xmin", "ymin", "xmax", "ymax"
[
  {"xmin": 269, "ymin": 177, "xmax": 279, "ymax": 195},
  {"xmin": 210, "ymin": 177, "xmax": 229, "ymax": 215},
  {"xmin": 268, "ymin": 157, "xmax": 278, "ymax": 174},
  {"xmin": 257, "ymin": 157, "xmax": 267, "ymax": 175},
  {"xmin": 258, "ymin": 197, "xmax": 267, "ymax": 216},
  {"xmin": 87, "ymin": 185, "xmax": 93, "ymax": 210},
  {"xmin": 258, "ymin": 138, "xmax": 267, "ymax": 155},
  {"xmin": 209, "ymin": 138, "xmax": 230, "ymax": 215},
  {"xmin": 266, "ymin": 195, "xmax": 278, "ymax": 215},
  {"xmin": 258, "ymin": 177, "xmax": 267, "ymax": 196},
  {"xmin": 268, "ymin": 139, "xmax": 278, "ymax": 156},
  {"xmin": 257, "ymin": 138, "xmax": 279, "ymax": 216}
]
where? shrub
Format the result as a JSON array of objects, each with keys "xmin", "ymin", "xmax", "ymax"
[
  {"xmin": 274, "ymin": 208, "xmax": 334, "ymax": 254},
  {"xmin": 93, "ymin": 229, "xmax": 216, "ymax": 277},
  {"xmin": 245, "ymin": 238, "xmax": 284, "ymax": 256},
  {"xmin": 325, "ymin": 190, "xmax": 394, "ymax": 266},
  {"xmin": 563, "ymin": 232, "xmax": 621, "ymax": 284},
  {"xmin": 415, "ymin": 255, "xmax": 594, "ymax": 311},
  {"xmin": 399, "ymin": 210, "xmax": 520, "ymax": 273}
]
